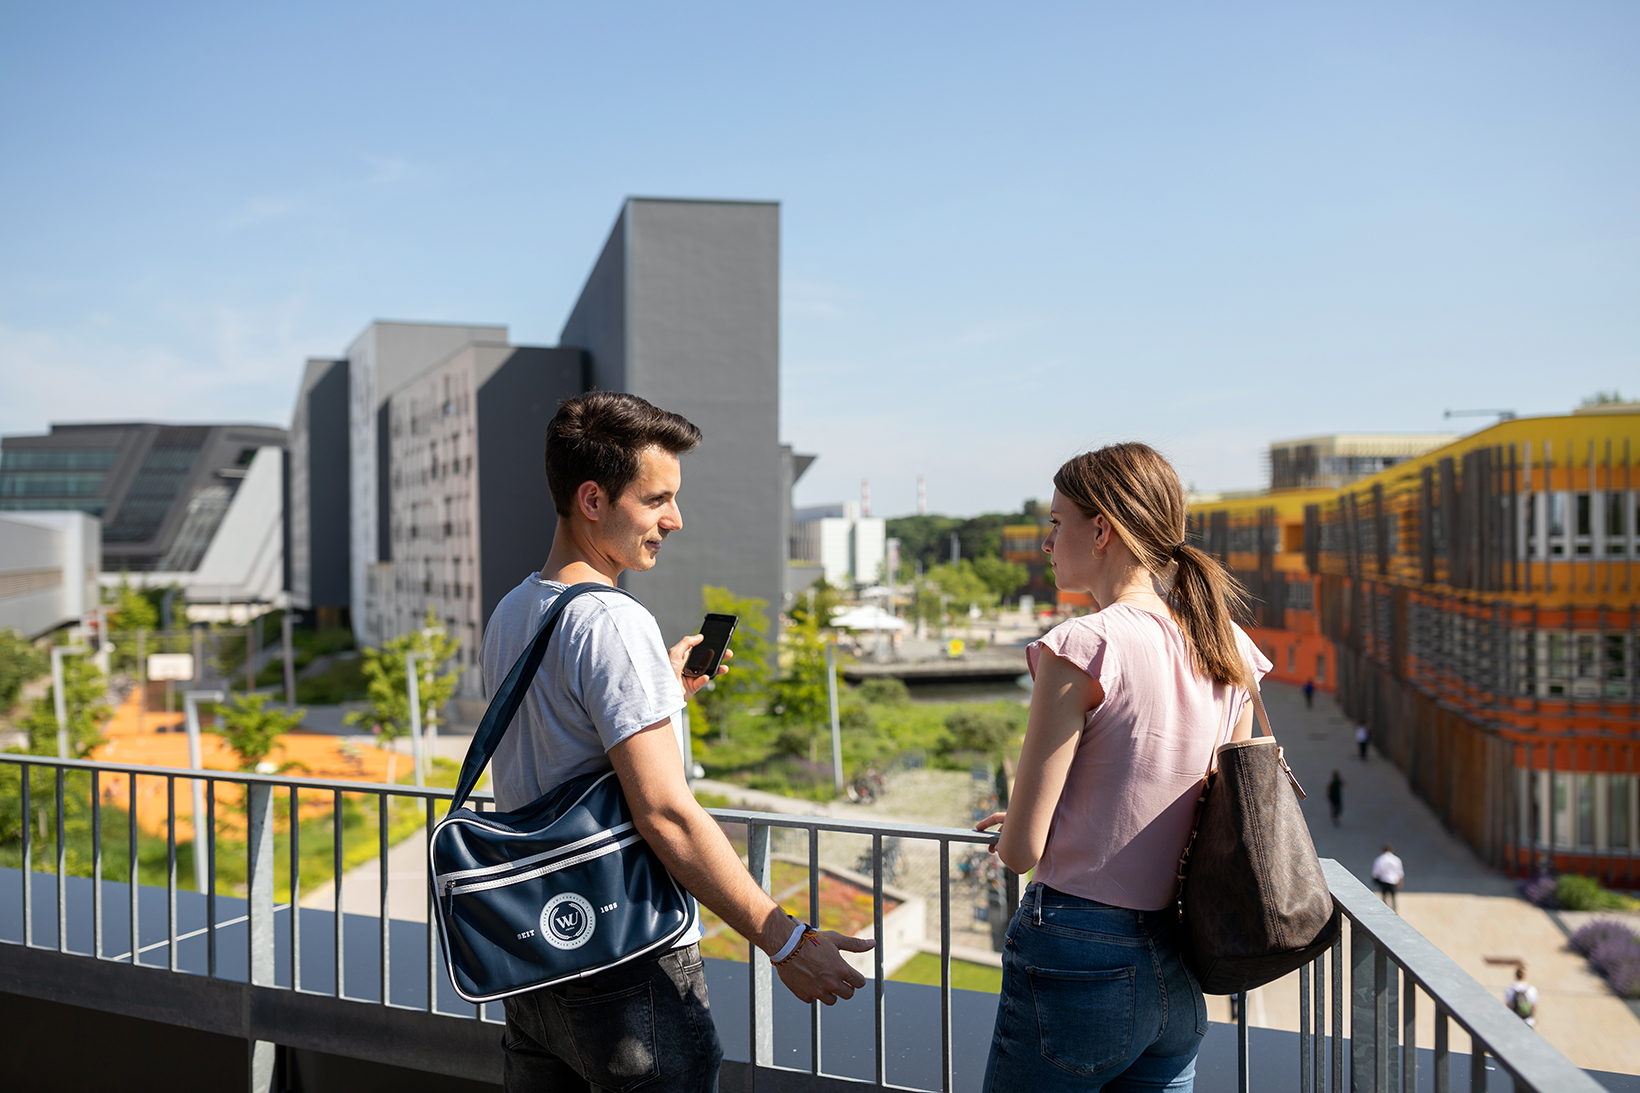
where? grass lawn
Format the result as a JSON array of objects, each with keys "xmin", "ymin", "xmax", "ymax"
[{"xmin": 888, "ymin": 951, "xmax": 1002, "ymax": 993}]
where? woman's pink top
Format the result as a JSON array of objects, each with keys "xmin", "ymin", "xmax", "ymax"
[{"xmin": 1025, "ymin": 604, "xmax": 1271, "ymax": 911}]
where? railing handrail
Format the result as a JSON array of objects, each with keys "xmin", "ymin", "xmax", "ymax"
[
  {"xmin": 0, "ymin": 753, "xmax": 1009, "ymax": 844},
  {"xmin": 0, "ymin": 750, "xmax": 494, "ymax": 803}
]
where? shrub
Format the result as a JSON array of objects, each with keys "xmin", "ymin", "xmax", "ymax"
[
  {"xmin": 1518, "ymin": 872, "xmax": 1559, "ymax": 909},
  {"xmin": 1556, "ymin": 874, "xmax": 1640, "ymax": 912},
  {"xmin": 1570, "ymin": 920, "xmax": 1640, "ymax": 999},
  {"xmin": 857, "ymin": 678, "xmax": 910, "ymax": 706},
  {"xmin": 942, "ymin": 708, "xmax": 1017, "ymax": 757}
]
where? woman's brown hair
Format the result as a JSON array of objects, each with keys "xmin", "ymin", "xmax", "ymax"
[{"xmin": 1053, "ymin": 442, "xmax": 1250, "ymax": 687}]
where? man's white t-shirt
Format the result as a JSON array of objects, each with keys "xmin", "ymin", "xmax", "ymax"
[
  {"xmin": 481, "ymin": 574, "xmax": 700, "ymax": 945},
  {"xmin": 1372, "ymin": 852, "xmax": 1404, "ymax": 887}
]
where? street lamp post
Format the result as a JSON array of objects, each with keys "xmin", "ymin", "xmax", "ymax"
[
  {"xmin": 184, "ymin": 689, "xmax": 225, "ymax": 896},
  {"xmin": 825, "ymin": 640, "xmax": 844, "ymax": 794},
  {"xmin": 405, "ymin": 652, "xmax": 425, "ymax": 789},
  {"xmin": 51, "ymin": 645, "xmax": 89, "ymax": 759},
  {"xmin": 281, "ymin": 612, "xmax": 296, "ymax": 711}
]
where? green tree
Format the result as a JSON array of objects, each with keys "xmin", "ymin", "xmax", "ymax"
[
  {"xmin": 216, "ymin": 692, "xmax": 308, "ymax": 772},
  {"xmin": 788, "ymin": 576, "xmax": 844, "ymax": 627},
  {"xmin": 921, "ymin": 560, "xmax": 998, "ymax": 619},
  {"xmin": 885, "ymin": 512, "xmax": 1018, "ymax": 573},
  {"xmin": 0, "ymin": 629, "xmax": 48, "ymax": 712},
  {"xmin": 971, "ymin": 555, "xmax": 1029, "ymax": 603},
  {"xmin": 345, "ymin": 607, "xmax": 464, "ymax": 783},
  {"xmin": 106, "ymin": 575, "xmax": 159, "ymax": 632},
  {"xmin": 768, "ymin": 616, "xmax": 830, "ymax": 762},
  {"xmin": 16, "ymin": 646, "xmax": 108, "ymax": 757},
  {"xmin": 696, "ymin": 586, "xmax": 773, "ymax": 743}
]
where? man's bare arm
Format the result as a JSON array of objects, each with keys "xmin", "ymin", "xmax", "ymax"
[{"xmin": 608, "ymin": 721, "xmax": 873, "ymax": 1005}]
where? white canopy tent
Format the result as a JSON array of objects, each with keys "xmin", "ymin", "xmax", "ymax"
[{"xmin": 829, "ymin": 604, "xmax": 909, "ymax": 631}]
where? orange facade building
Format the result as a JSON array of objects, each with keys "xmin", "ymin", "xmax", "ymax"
[{"xmin": 1188, "ymin": 410, "xmax": 1640, "ymax": 885}]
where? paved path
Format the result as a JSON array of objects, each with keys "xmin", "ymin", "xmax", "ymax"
[{"xmin": 301, "ymin": 826, "xmax": 432, "ymax": 922}]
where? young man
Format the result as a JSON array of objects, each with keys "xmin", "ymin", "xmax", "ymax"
[
  {"xmin": 1326, "ymin": 770, "xmax": 1344, "ymax": 828},
  {"xmin": 1504, "ymin": 966, "xmax": 1538, "ymax": 1028},
  {"xmin": 483, "ymin": 392, "xmax": 872, "ymax": 1093},
  {"xmin": 1371, "ymin": 843, "xmax": 1404, "ymax": 912}
]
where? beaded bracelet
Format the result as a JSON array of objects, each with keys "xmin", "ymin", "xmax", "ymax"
[{"xmin": 773, "ymin": 926, "xmax": 820, "ymax": 967}]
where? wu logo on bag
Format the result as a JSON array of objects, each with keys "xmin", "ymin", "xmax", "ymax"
[{"xmin": 540, "ymin": 893, "xmax": 597, "ymax": 951}]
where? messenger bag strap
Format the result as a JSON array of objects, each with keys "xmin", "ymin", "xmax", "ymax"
[{"xmin": 448, "ymin": 581, "xmax": 638, "ymax": 812}]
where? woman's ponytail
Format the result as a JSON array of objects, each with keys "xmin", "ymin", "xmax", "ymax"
[
  {"xmin": 1166, "ymin": 541, "xmax": 1251, "ymax": 688},
  {"xmin": 1053, "ymin": 444, "xmax": 1250, "ymax": 688}
]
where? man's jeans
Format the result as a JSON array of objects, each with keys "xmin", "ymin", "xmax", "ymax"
[
  {"xmin": 502, "ymin": 943, "xmax": 722, "ymax": 1093},
  {"xmin": 982, "ymin": 884, "xmax": 1207, "ymax": 1092}
]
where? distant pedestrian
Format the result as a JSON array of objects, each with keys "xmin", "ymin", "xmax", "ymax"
[
  {"xmin": 1504, "ymin": 966, "xmax": 1538, "ymax": 1028},
  {"xmin": 1372, "ymin": 844, "xmax": 1404, "ymax": 912},
  {"xmin": 1356, "ymin": 722, "xmax": 1370, "ymax": 761},
  {"xmin": 1304, "ymin": 679, "xmax": 1315, "ymax": 708},
  {"xmin": 1326, "ymin": 771, "xmax": 1345, "ymax": 827}
]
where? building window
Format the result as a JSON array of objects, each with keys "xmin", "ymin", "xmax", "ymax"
[
  {"xmin": 1613, "ymin": 777, "xmax": 1632, "ymax": 849},
  {"xmin": 1315, "ymin": 654, "xmax": 1326, "ymax": 683}
]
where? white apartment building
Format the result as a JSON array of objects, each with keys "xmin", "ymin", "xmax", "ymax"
[{"xmin": 793, "ymin": 502, "xmax": 887, "ymax": 589}]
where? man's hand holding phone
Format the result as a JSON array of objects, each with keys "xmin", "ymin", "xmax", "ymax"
[{"xmin": 669, "ymin": 613, "xmax": 737, "ymax": 698}]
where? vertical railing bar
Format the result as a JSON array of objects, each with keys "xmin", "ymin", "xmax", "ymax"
[
  {"xmin": 207, "ymin": 780, "xmax": 217, "ymax": 978},
  {"xmin": 873, "ymin": 832, "xmax": 885, "ymax": 1089},
  {"xmin": 92, "ymin": 768, "xmax": 102, "ymax": 960},
  {"xmin": 55, "ymin": 766, "xmax": 66, "ymax": 954},
  {"xmin": 1331, "ymin": 935, "xmax": 1344, "ymax": 1093},
  {"xmin": 810, "ymin": 825, "xmax": 822, "ymax": 1077},
  {"xmin": 1434, "ymin": 1004, "xmax": 1451, "ymax": 1093},
  {"xmin": 291, "ymin": 784, "xmax": 302, "ymax": 993},
  {"xmin": 425, "ymin": 794, "xmax": 436, "ymax": 1013},
  {"xmin": 379, "ymin": 791, "xmax": 390, "ymax": 1006},
  {"xmin": 1403, "ymin": 972, "xmax": 1417, "ymax": 1093},
  {"xmin": 167, "ymin": 775, "xmax": 178, "ymax": 972},
  {"xmin": 747, "ymin": 820, "xmax": 773, "ymax": 1085},
  {"xmin": 1313, "ymin": 955, "xmax": 1326, "ymax": 1093},
  {"xmin": 1470, "ymin": 1040, "xmax": 1486, "ymax": 1092},
  {"xmin": 1237, "ymin": 985, "xmax": 1250, "ymax": 1093},
  {"xmin": 333, "ymin": 788, "xmax": 344, "ymax": 1000},
  {"xmin": 127, "ymin": 769, "xmax": 137, "ymax": 963},
  {"xmin": 1300, "ymin": 961, "xmax": 1313, "ymax": 1093},
  {"xmin": 940, "ymin": 838, "xmax": 952, "ymax": 1093},
  {"xmin": 20, "ymin": 761, "xmax": 31, "ymax": 947}
]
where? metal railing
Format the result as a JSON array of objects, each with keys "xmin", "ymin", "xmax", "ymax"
[
  {"xmin": 1305, "ymin": 860, "xmax": 1604, "ymax": 1093},
  {"xmin": 0, "ymin": 752, "xmax": 1609, "ymax": 1093}
]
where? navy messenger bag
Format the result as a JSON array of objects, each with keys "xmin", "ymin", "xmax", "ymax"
[{"xmin": 429, "ymin": 583, "xmax": 693, "ymax": 1004}]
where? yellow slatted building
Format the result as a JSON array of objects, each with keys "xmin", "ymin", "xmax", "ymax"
[{"xmin": 1188, "ymin": 409, "xmax": 1640, "ymax": 884}]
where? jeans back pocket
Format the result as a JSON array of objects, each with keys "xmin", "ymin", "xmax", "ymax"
[
  {"xmin": 1025, "ymin": 965, "xmax": 1136, "ymax": 1079},
  {"xmin": 555, "ymin": 981, "xmax": 659, "ymax": 1092}
]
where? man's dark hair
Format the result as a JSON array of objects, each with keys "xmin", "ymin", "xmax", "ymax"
[{"xmin": 545, "ymin": 392, "xmax": 702, "ymax": 518}]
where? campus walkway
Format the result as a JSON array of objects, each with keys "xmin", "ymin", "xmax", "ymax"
[{"xmin": 1244, "ymin": 680, "xmax": 1640, "ymax": 1074}]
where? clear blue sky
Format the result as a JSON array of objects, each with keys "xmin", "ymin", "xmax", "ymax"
[{"xmin": 2, "ymin": 2, "xmax": 1634, "ymax": 516}]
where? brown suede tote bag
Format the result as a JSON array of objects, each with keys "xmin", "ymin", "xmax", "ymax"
[{"xmin": 1175, "ymin": 681, "xmax": 1341, "ymax": 995}]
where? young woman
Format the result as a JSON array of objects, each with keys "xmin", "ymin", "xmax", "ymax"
[{"xmin": 977, "ymin": 443, "xmax": 1271, "ymax": 1092}]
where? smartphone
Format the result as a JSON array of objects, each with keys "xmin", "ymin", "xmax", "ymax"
[{"xmin": 683, "ymin": 613, "xmax": 738, "ymax": 679}]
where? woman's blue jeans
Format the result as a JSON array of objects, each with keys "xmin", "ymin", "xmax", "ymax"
[{"xmin": 981, "ymin": 883, "xmax": 1207, "ymax": 1093}]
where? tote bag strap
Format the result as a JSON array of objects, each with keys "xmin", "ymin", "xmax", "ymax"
[
  {"xmin": 448, "ymin": 581, "xmax": 638, "ymax": 812},
  {"xmin": 1201, "ymin": 664, "xmax": 1306, "ymax": 798}
]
